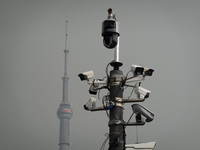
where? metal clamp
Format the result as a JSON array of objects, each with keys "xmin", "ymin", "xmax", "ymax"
[{"xmin": 109, "ymin": 120, "xmax": 125, "ymax": 126}]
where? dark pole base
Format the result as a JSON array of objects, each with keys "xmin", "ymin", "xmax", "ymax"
[{"xmin": 109, "ymin": 64, "xmax": 124, "ymax": 150}]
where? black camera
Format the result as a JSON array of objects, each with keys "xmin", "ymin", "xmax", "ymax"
[{"xmin": 102, "ymin": 17, "xmax": 119, "ymax": 49}]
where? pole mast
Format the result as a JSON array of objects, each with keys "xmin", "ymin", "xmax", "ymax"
[{"xmin": 105, "ymin": 9, "xmax": 124, "ymax": 150}]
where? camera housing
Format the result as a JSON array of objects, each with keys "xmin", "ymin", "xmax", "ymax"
[
  {"xmin": 102, "ymin": 9, "xmax": 119, "ymax": 49},
  {"xmin": 132, "ymin": 104, "xmax": 154, "ymax": 122},
  {"xmin": 84, "ymin": 97, "xmax": 97, "ymax": 110},
  {"xmin": 78, "ymin": 71, "xmax": 94, "ymax": 81},
  {"xmin": 135, "ymin": 86, "xmax": 151, "ymax": 99},
  {"xmin": 89, "ymin": 81, "xmax": 99, "ymax": 95},
  {"xmin": 144, "ymin": 68, "xmax": 154, "ymax": 76},
  {"xmin": 131, "ymin": 65, "xmax": 144, "ymax": 76}
]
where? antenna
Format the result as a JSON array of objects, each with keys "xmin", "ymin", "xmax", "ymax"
[
  {"xmin": 64, "ymin": 1, "xmax": 69, "ymax": 51},
  {"xmin": 64, "ymin": 0, "xmax": 69, "ymax": 77},
  {"xmin": 63, "ymin": 0, "xmax": 69, "ymax": 103},
  {"xmin": 65, "ymin": 20, "xmax": 69, "ymax": 51},
  {"xmin": 63, "ymin": 20, "xmax": 69, "ymax": 102}
]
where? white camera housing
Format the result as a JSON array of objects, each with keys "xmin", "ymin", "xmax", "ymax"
[
  {"xmin": 131, "ymin": 65, "xmax": 144, "ymax": 76},
  {"xmin": 78, "ymin": 70, "xmax": 94, "ymax": 81},
  {"xmin": 135, "ymin": 86, "xmax": 151, "ymax": 99},
  {"xmin": 126, "ymin": 142, "xmax": 156, "ymax": 150},
  {"xmin": 84, "ymin": 97, "xmax": 97, "ymax": 110}
]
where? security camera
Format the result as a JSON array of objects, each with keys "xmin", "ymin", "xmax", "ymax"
[
  {"xmin": 144, "ymin": 68, "xmax": 154, "ymax": 76},
  {"xmin": 89, "ymin": 84, "xmax": 99, "ymax": 95},
  {"xmin": 88, "ymin": 79, "xmax": 103, "ymax": 95},
  {"xmin": 131, "ymin": 65, "xmax": 144, "ymax": 76},
  {"xmin": 135, "ymin": 86, "xmax": 151, "ymax": 99},
  {"xmin": 102, "ymin": 8, "xmax": 119, "ymax": 49},
  {"xmin": 132, "ymin": 104, "xmax": 154, "ymax": 122},
  {"xmin": 84, "ymin": 97, "xmax": 97, "ymax": 110},
  {"xmin": 78, "ymin": 71, "xmax": 94, "ymax": 81}
]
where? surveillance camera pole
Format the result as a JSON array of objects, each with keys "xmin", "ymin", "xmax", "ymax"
[
  {"xmin": 79, "ymin": 8, "xmax": 155, "ymax": 150},
  {"xmin": 106, "ymin": 8, "xmax": 125, "ymax": 150}
]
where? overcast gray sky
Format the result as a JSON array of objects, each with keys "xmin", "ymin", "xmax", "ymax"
[{"xmin": 0, "ymin": 0, "xmax": 200, "ymax": 150}]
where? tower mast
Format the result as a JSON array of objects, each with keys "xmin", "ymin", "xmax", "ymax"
[{"xmin": 57, "ymin": 13, "xmax": 73, "ymax": 150}]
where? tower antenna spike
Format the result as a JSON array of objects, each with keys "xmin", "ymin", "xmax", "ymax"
[{"xmin": 65, "ymin": 20, "xmax": 68, "ymax": 51}]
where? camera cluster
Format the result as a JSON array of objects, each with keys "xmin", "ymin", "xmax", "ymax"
[{"xmin": 78, "ymin": 62, "xmax": 154, "ymax": 124}]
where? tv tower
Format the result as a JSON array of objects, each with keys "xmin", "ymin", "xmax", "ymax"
[{"xmin": 57, "ymin": 19, "xmax": 73, "ymax": 150}]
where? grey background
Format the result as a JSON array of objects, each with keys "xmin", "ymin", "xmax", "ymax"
[{"xmin": 0, "ymin": 0, "xmax": 200, "ymax": 150}]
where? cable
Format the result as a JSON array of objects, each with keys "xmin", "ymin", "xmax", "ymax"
[
  {"xmin": 121, "ymin": 70, "xmax": 131, "ymax": 87},
  {"xmin": 125, "ymin": 82, "xmax": 138, "ymax": 100},
  {"xmin": 105, "ymin": 60, "xmax": 115, "ymax": 80},
  {"xmin": 126, "ymin": 86, "xmax": 135, "ymax": 100},
  {"xmin": 126, "ymin": 112, "xmax": 135, "ymax": 126},
  {"xmin": 105, "ymin": 62, "xmax": 110, "ymax": 78},
  {"xmin": 100, "ymin": 133, "xmax": 109, "ymax": 150},
  {"xmin": 102, "ymin": 93, "xmax": 110, "ymax": 118}
]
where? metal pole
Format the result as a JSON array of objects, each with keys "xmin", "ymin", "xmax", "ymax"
[
  {"xmin": 109, "ymin": 62, "xmax": 124, "ymax": 150},
  {"xmin": 114, "ymin": 37, "xmax": 120, "ymax": 62}
]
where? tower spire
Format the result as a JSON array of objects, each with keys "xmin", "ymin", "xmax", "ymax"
[{"xmin": 57, "ymin": 4, "xmax": 72, "ymax": 150}]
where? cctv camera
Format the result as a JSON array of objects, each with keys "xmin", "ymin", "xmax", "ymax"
[
  {"xmin": 131, "ymin": 65, "xmax": 144, "ymax": 76},
  {"xmin": 102, "ymin": 9, "xmax": 119, "ymax": 49},
  {"xmin": 135, "ymin": 86, "xmax": 151, "ymax": 99},
  {"xmin": 84, "ymin": 97, "xmax": 97, "ymax": 110},
  {"xmin": 88, "ymin": 79, "xmax": 103, "ymax": 95},
  {"xmin": 78, "ymin": 71, "xmax": 94, "ymax": 81},
  {"xmin": 89, "ymin": 84, "xmax": 99, "ymax": 95},
  {"xmin": 144, "ymin": 68, "xmax": 154, "ymax": 76},
  {"xmin": 132, "ymin": 104, "xmax": 154, "ymax": 122}
]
